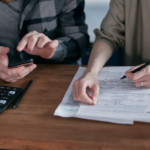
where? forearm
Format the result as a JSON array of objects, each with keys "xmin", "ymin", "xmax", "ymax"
[{"xmin": 84, "ymin": 41, "xmax": 113, "ymax": 75}]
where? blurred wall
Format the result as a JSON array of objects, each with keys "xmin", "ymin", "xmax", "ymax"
[
  {"xmin": 82, "ymin": 0, "xmax": 122, "ymax": 66},
  {"xmin": 85, "ymin": 0, "xmax": 110, "ymax": 42}
]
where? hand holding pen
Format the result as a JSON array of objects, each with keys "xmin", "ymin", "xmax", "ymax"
[{"xmin": 120, "ymin": 61, "xmax": 150, "ymax": 88}]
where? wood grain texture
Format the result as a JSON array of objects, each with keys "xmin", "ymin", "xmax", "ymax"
[{"xmin": 0, "ymin": 65, "xmax": 150, "ymax": 150}]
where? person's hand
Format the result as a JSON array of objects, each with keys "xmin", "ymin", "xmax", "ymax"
[
  {"xmin": 17, "ymin": 31, "xmax": 59, "ymax": 59},
  {"xmin": 0, "ymin": 46, "xmax": 36, "ymax": 83},
  {"xmin": 125, "ymin": 64, "xmax": 150, "ymax": 88},
  {"xmin": 72, "ymin": 72, "xmax": 100, "ymax": 105}
]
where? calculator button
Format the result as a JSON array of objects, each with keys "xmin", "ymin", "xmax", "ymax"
[
  {"xmin": 7, "ymin": 94, "xmax": 12, "ymax": 97},
  {"xmin": 0, "ymin": 93, "xmax": 5, "ymax": 96},
  {"xmin": 0, "ymin": 100, "xmax": 6, "ymax": 105},
  {"xmin": 8, "ymin": 91, "xmax": 16, "ymax": 95},
  {"xmin": 2, "ymin": 97, "xmax": 9, "ymax": 100},
  {"xmin": 12, "ymin": 88, "xmax": 17, "ymax": 91},
  {"xmin": 3, "ymin": 90, "xmax": 8, "ymax": 93}
]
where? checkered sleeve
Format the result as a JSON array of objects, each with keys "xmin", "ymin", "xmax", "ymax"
[{"xmin": 50, "ymin": 0, "xmax": 89, "ymax": 63}]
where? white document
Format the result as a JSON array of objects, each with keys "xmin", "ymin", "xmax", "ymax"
[
  {"xmin": 77, "ymin": 67, "xmax": 150, "ymax": 122},
  {"xmin": 54, "ymin": 67, "xmax": 134, "ymax": 124}
]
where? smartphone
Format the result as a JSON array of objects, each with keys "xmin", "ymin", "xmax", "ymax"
[{"xmin": 8, "ymin": 58, "xmax": 34, "ymax": 68}]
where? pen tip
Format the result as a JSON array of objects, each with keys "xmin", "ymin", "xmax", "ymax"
[
  {"xmin": 12, "ymin": 106, "xmax": 17, "ymax": 109},
  {"xmin": 120, "ymin": 75, "xmax": 126, "ymax": 80}
]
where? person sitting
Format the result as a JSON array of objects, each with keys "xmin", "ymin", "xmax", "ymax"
[
  {"xmin": 0, "ymin": 0, "xmax": 89, "ymax": 82},
  {"xmin": 72, "ymin": 0, "xmax": 150, "ymax": 105}
]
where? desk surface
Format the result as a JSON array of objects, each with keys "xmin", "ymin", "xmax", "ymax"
[{"xmin": 0, "ymin": 65, "xmax": 150, "ymax": 150}]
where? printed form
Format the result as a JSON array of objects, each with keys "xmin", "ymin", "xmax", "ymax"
[{"xmin": 54, "ymin": 67, "xmax": 150, "ymax": 124}]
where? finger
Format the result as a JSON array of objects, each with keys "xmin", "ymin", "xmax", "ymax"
[
  {"xmin": 0, "ymin": 47, "xmax": 9, "ymax": 54},
  {"xmin": 72, "ymin": 83, "xmax": 78, "ymax": 101},
  {"xmin": 6, "ymin": 64, "xmax": 36, "ymax": 80},
  {"xmin": 73, "ymin": 80, "xmax": 92, "ymax": 104},
  {"xmin": 0, "ymin": 66, "xmax": 25, "ymax": 79},
  {"xmin": 27, "ymin": 33, "xmax": 46, "ymax": 52},
  {"xmin": 17, "ymin": 31, "xmax": 38, "ymax": 51},
  {"xmin": 125, "ymin": 64, "xmax": 144, "ymax": 74},
  {"xmin": 127, "ymin": 77, "xmax": 133, "ymax": 82},
  {"xmin": 134, "ymin": 75, "xmax": 150, "ymax": 83},
  {"xmin": 135, "ymin": 80, "xmax": 150, "ymax": 88},
  {"xmin": 126, "ymin": 68, "xmax": 148, "ymax": 82},
  {"xmin": 91, "ymin": 84, "xmax": 100, "ymax": 105},
  {"xmin": 86, "ymin": 91, "xmax": 91, "ymax": 98},
  {"xmin": 10, "ymin": 80, "xmax": 18, "ymax": 83},
  {"xmin": 73, "ymin": 94, "xmax": 76, "ymax": 101},
  {"xmin": 72, "ymin": 84, "xmax": 75, "ymax": 94},
  {"xmin": 80, "ymin": 93, "xmax": 94, "ymax": 105},
  {"xmin": 17, "ymin": 64, "xmax": 36, "ymax": 79},
  {"xmin": 0, "ymin": 71, "xmax": 19, "ymax": 82},
  {"xmin": 38, "ymin": 40, "xmax": 58, "ymax": 59},
  {"xmin": 0, "ymin": 52, "xmax": 9, "ymax": 66},
  {"xmin": 4, "ymin": 78, "xmax": 18, "ymax": 83},
  {"xmin": 0, "ymin": 72, "xmax": 7, "ymax": 81},
  {"xmin": 37, "ymin": 35, "xmax": 51, "ymax": 49},
  {"xmin": 46, "ymin": 40, "xmax": 58, "ymax": 49},
  {"xmin": 77, "ymin": 83, "xmax": 94, "ymax": 105},
  {"xmin": 1, "ymin": 64, "xmax": 36, "ymax": 82},
  {"xmin": 0, "ymin": 64, "xmax": 28, "ymax": 82},
  {"xmin": 36, "ymin": 45, "xmax": 55, "ymax": 59}
]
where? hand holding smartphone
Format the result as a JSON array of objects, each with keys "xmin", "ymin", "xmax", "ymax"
[{"xmin": 0, "ymin": 51, "xmax": 36, "ymax": 82}]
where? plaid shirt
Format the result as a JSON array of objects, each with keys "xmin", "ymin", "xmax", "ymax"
[{"xmin": 19, "ymin": 0, "xmax": 89, "ymax": 63}]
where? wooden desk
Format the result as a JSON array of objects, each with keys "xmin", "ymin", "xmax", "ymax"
[{"xmin": 0, "ymin": 65, "xmax": 150, "ymax": 150}]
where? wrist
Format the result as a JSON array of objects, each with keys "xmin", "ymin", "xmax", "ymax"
[
  {"xmin": 83, "ymin": 68, "xmax": 98, "ymax": 76},
  {"xmin": 84, "ymin": 59, "xmax": 102, "ymax": 76}
]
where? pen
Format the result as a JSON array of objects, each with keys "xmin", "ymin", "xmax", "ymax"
[
  {"xmin": 120, "ymin": 61, "xmax": 150, "ymax": 80},
  {"xmin": 12, "ymin": 79, "xmax": 33, "ymax": 109}
]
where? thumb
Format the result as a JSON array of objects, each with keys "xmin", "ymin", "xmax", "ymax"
[
  {"xmin": 46, "ymin": 40, "xmax": 58, "ymax": 49},
  {"xmin": 91, "ymin": 84, "xmax": 100, "ymax": 105},
  {"xmin": 0, "ymin": 47, "xmax": 9, "ymax": 55}
]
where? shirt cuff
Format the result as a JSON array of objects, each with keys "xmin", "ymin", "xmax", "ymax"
[{"xmin": 50, "ymin": 40, "xmax": 67, "ymax": 62}]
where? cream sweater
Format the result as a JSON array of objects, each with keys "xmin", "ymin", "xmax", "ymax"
[{"xmin": 94, "ymin": 0, "xmax": 150, "ymax": 66}]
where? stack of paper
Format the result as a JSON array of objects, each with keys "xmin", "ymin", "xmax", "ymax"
[{"xmin": 54, "ymin": 67, "xmax": 150, "ymax": 125}]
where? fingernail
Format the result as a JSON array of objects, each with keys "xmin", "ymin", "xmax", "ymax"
[
  {"xmin": 52, "ymin": 41, "xmax": 58, "ymax": 47},
  {"xmin": 51, "ymin": 42, "xmax": 55, "ymax": 48},
  {"xmin": 33, "ymin": 64, "xmax": 36, "ymax": 68},
  {"xmin": 17, "ymin": 46, "xmax": 22, "ymax": 51},
  {"xmin": 93, "ymin": 97, "xmax": 97, "ymax": 105}
]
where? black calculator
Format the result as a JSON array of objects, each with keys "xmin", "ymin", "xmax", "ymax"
[{"xmin": 0, "ymin": 85, "xmax": 23, "ymax": 114}]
